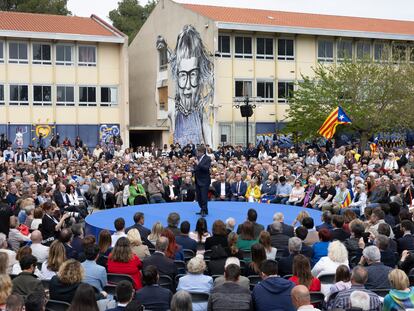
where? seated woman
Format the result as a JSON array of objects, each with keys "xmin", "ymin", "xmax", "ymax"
[
  {"xmin": 189, "ymin": 218, "xmax": 211, "ymax": 245},
  {"xmin": 226, "ymin": 232, "xmax": 244, "ymax": 260},
  {"xmin": 127, "ymin": 228, "xmax": 150, "ymax": 259},
  {"xmin": 128, "ymin": 178, "xmax": 147, "ymax": 205},
  {"xmin": 205, "ymin": 220, "xmax": 228, "ymax": 251},
  {"xmin": 12, "ymin": 246, "xmax": 42, "ymax": 278},
  {"xmin": 161, "ymin": 229, "xmax": 184, "ymax": 261},
  {"xmin": 236, "ymin": 221, "xmax": 258, "ymax": 257},
  {"xmin": 176, "ymin": 256, "xmax": 213, "ymax": 311},
  {"xmin": 97, "ymin": 229, "xmax": 112, "ymax": 269},
  {"xmin": 40, "ymin": 240, "xmax": 66, "ymax": 280},
  {"xmin": 326, "ymin": 264, "xmax": 351, "ymax": 307},
  {"xmin": 311, "ymin": 228, "xmax": 332, "ymax": 266},
  {"xmin": 49, "ymin": 259, "xmax": 104, "ymax": 303},
  {"xmin": 148, "ymin": 222, "xmax": 164, "ymax": 246},
  {"xmin": 383, "ymin": 268, "xmax": 414, "ymax": 311},
  {"xmin": 259, "ymin": 231, "xmax": 277, "ymax": 260},
  {"xmin": 245, "ymin": 179, "xmax": 261, "ymax": 202},
  {"xmin": 287, "ymin": 180, "xmax": 305, "ymax": 206},
  {"xmin": 289, "ymin": 254, "xmax": 321, "ymax": 291},
  {"xmin": 101, "ymin": 175, "xmax": 116, "ymax": 209},
  {"xmin": 245, "ymin": 243, "xmax": 266, "ymax": 277},
  {"xmin": 107, "ymin": 237, "xmax": 143, "ymax": 290},
  {"xmin": 40, "ymin": 201, "xmax": 70, "ymax": 246}
]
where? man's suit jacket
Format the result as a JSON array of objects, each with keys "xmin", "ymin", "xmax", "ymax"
[
  {"xmin": 212, "ymin": 181, "xmax": 231, "ymax": 199},
  {"xmin": 266, "ymin": 223, "xmax": 294, "ymax": 238},
  {"xmin": 142, "ymin": 252, "xmax": 177, "ymax": 279},
  {"xmin": 278, "ymin": 254, "xmax": 296, "ymax": 276},
  {"xmin": 316, "ymin": 222, "xmax": 333, "ymax": 231},
  {"xmin": 231, "ymin": 181, "xmax": 248, "ymax": 197},
  {"xmin": 194, "ymin": 155, "xmax": 211, "ymax": 187},
  {"xmin": 331, "ymin": 228, "xmax": 351, "ymax": 242},
  {"xmin": 53, "ymin": 191, "xmax": 70, "ymax": 210},
  {"xmin": 126, "ymin": 223, "xmax": 153, "ymax": 248},
  {"xmin": 270, "ymin": 233, "xmax": 290, "ymax": 252},
  {"xmin": 397, "ymin": 234, "xmax": 414, "ymax": 253},
  {"xmin": 163, "ymin": 185, "xmax": 180, "ymax": 202},
  {"xmin": 107, "ymin": 306, "xmax": 126, "ymax": 311},
  {"xmin": 135, "ymin": 285, "xmax": 172, "ymax": 311}
]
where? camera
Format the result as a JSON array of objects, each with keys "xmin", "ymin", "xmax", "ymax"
[{"xmin": 65, "ymin": 211, "xmax": 79, "ymax": 218}]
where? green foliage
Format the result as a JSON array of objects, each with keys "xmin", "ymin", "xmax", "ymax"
[
  {"xmin": 109, "ymin": 0, "xmax": 157, "ymax": 44},
  {"xmin": 286, "ymin": 60, "xmax": 414, "ymax": 147},
  {"xmin": 0, "ymin": 0, "xmax": 70, "ymax": 15}
]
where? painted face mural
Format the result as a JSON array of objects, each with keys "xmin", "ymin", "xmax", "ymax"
[{"xmin": 157, "ymin": 25, "xmax": 214, "ymax": 147}]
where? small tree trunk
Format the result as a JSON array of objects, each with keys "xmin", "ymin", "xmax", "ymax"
[{"xmin": 359, "ymin": 131, "xmax": 370, "ymax": 152}]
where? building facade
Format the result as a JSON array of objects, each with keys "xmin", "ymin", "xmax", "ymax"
[
  {"xmin": 0, "ymin": 11, "xmax": 129, "ymax": 149},
  {"xmin": 129, "ymin": 0, "xmax": 414, "ymax": 147}
]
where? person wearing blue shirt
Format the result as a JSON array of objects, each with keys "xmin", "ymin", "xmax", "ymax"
[
  {"xmin": 260, "ymin": 175, "xmax": 277, "ymax": 203},
  {"xmin": 175, "ymin": 221, "xmax": 197, "ymax": 253},
  {"xmin": 271, "ymin": 176, "xmax": 292, "ymax": 204},
  {"xmin": 81, "ymin": 244, "xmax": 107, "ymax": 291},
  {"xmin": 311, "ymin": 228, "xmax": 332, "ymax": 266}
]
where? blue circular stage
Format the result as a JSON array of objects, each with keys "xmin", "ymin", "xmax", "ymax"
[{"xmin": 85, "ymin": 202, "xmax": 323, "ymax": 238}]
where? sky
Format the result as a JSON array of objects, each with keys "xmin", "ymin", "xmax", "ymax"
[{"xmin": 68, "ymin": 0, "xmax": 414, "ymax": 23}]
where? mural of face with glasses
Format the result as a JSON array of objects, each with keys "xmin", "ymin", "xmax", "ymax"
[{"xmin": 160, "ymin": 25, "xmax": 214, "ymax": 147}]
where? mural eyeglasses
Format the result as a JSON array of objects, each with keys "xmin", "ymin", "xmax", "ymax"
[{"xmin": 178, "ymin": 68, "xmax": 200, "ymax": 89}]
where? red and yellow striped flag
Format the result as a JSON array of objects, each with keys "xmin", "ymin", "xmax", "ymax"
[{"xmin": 318, "ymin": 106, "xmax": 352, "ymax": 139}]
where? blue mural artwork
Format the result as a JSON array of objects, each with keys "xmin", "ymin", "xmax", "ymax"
[{"xmin": 99, "ymin": 124, "xmax": 120, "ymax": 145}]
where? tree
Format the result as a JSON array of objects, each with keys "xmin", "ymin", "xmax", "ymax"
[
  {"xmin": 286, "ymin": 60, "xmax": 414, "ymax": 149},
  {"xmin": 109, "ymin": 0, "xmax": 157, "ymax": 44},
  {"xmin": 0, "ymin": 0, "xmax": 70, "ymax": 15}
]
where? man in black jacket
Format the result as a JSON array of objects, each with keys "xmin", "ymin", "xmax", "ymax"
[
  {"xmin": 331, "ymin": 215, "xmax": 350, "ymax": 242},
  {"xmin": 193, "ymin": 145, "xmax": 211, "ymax": 217},
  {"xmin": 397, "ymin": 220, "xmax": 414, "ymax": 253},
  {"xmin": 142, "ymin": 237, "xmax": 177, "ymax": 279},
  {"xmin": 278, "ymin": 237, "xmax": 302, "ymax": 277},
  {"xmin": 12, "ymin": 255, "xmax": 44, "ymax": 299},
  {"xmin": 126, "ymin": 212, "xmax": 153, "ymax": 248},
  {"xmin": 268, "ymin": 221, "xmax": 290, "ymax": 253},
  {"xmin": 237, "ymin": 209, "xmax": 265, "ymax": 239}
]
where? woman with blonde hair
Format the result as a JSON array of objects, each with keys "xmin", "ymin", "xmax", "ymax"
[
  {"xmin": 148, "ymin": 221, "xmax": 164, "ymax": 245},
  {"xmin": 383, "ymin": 269, "xmax": 414, "ymax": 311},
  {"xmin": 245, "ymin": 179, "xmax": 261, "ymax": 202},
  {"xmin": 0, "ymin": 274, "xmax": 12, "ymax": 309},
  {"xmin": 41, "ymin": 240, "xmax": 66, "ymax": 280},
  {"xmin": 127, "ymin": 228, "xmax": 150, "ymax": 259},
  {"xmin": 292, "ymin": 210, "xmax": 310, "ymax": 227}
]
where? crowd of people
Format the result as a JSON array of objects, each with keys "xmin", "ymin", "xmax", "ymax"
[{"xmin": 1, "ymin": 133, "xmax": 414, "ymax": 310}]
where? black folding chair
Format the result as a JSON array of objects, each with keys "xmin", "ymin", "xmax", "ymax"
[
  {"xmin": 372, "ymin": 288, "xmax": 390, "ymax": 297},
  {"xmin": 204, "ymin": 250, "xmax": 212, "ymax": 260},
  {"xmin": 174, "ymin": 273, "xmax": 186, "ymax": 287},
  {"xmin": 318, "ymin": 273, "xmax": 336, "ymax": 284},
  {"xmin": 45, "ymin": 299, "xmax": 71, "ymax": 311},
  {"xmin": 211, "ymin": 274, "xmax": 222, "ymax": 280},
  {"xmin": 174, "ymin": 260, "xmax": 187, "ymax": 274},
  {"xmin": 158, "ymin": 274, "xmax": 174, "ymax": 291},
  {"xmin": 248, "ymin": 275, "xmax": 261, "ymax": 291},
  {"xmin": 107, "ymin": 273, "xmax": 134, "ymax": 285},
  {"xmin": 310, "ymin": 292, "xmax": 325, "ymax": 308},
  {"xmin": 190, "ymin": 292, "xmax": 209, "ymax": 303},
  {"xmin": 103, "ymin": 284, "xmax": 117, "ymax": 296},
  {"xmin": 183, "ymin": 249, "xmax": 195, "ymax": 261}
]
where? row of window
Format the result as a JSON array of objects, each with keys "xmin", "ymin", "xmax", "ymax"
[
  {"xmin": 0, "ymin": 84, "xmax": 117, "ymax": 106},
  {"xmin": 0, "ymin": 41, "xmax": 97, "ymax": 66},
  {"xmin": 235, "ymin": 80, "xmax": 294, "ymax": 103},
  {"xmin": 217, "ymin": 35, "xmax": 414, "ymax": 63}
]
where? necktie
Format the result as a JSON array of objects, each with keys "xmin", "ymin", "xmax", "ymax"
[{"xmin": 237, "ymin": 182, "xmax": 240, "ymax": 193}]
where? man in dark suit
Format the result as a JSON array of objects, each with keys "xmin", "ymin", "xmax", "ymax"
[
  {"xmin": 268, "ymin": 221, "xmax": 290, "ymax": 253},
  {"xmin": 266, "ymin": 212, "xmax": 294, "ymax": 237},
  {"xmin": 53, "ymin": 182, "xmax": 70, "ymax": 211},
  {"xmin": 237, "ymin": 209, "xmax": 265, "ymax": 239},
  {"xmin": 331, "ymin": 215, "xmax": 350, "ymax": 242},
  {"xmin": 175, "ymin": 221, "xmax": 197, "ymax": 253},
  {"xmin": 278, "ymin": 237, "xmax": 302, "ymax": 276},
  {"xmin": 230, "ymin": 173, "xmax": 247, "ymax": 201},
  {"xmin": 397, "ymin": 220, "xmax": 414, "ymax": 253},
  {"xmin": 59, "ymin": 228, "xmax": 78, "ymax": 260},
  {"xmin": 212, "ymin": 173, "xmax": 231, "ymax": 201},
  {"xmin": 163, "ymin": 178, "xmax": 180, "ymax": 202},
  {"xmin": 288, "ymin": 226, "xmax": 314, "ymax": 259},
  {"xmin": 375, "ymin": 234, "xmax": 397, "ymax": 268},
  {"xmin": 107, "ymin": 280, "xmax": 136, "ymax": 311},
  {"xmin": 126, "ymin": 212, "xmax": 153, "ymax": 248},
  {"xmin": 193, "ymin": 145, "xmax": 211, "ymax": 216},
  {"xmin": 142, "ymin": 237, "xmax": 177, "ymax": 279},
  {"xmin": 135, "ymin": 265, "xmax": 172, "ymax": 310}
]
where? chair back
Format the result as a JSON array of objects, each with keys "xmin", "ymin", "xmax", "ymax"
[
  {"xmin": 45, "ymin": 299, "xmax": 71, "ymax": 311},
  {"xmin": 107, "ymin": 273, "xmax": 134, "ymax": 285},
  {"xmin": 318, "ymin": 273, "xmax": 335, "ymax": 284},
  {"xmin": 183, "ymin": 249, "xmax": 195, "ymax": 261},
  {"xmin": 158, "ymin": 274, "xmax": 173, "ymax": 291},
  {"xmin": 310, "ymin": 292, "xmax": 325, "ymax": 308},
  {"xmin": 174, "ymin": 260, "xmax": 187, "ymax": 274},
  {"xmin": 372, "ymin": 288, "xmax": 390, "ymax": 297},
  {"xmin": 190, "ymin": 292, "xmax": 209, "ymax": 303},
  {"xmin": 248, "ymin": 275, "xmax": 261, "ymax": 291}
]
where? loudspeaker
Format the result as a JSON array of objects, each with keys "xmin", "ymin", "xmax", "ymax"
[
  {"xmin": 240, "ymin": 105, "xmax": 253, "ymax": 117},
  {"xmin": 221, "ymin": 135, "xmax": 227, "ymax": 143}
]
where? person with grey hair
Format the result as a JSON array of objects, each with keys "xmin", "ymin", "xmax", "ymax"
[
  {"xmin": 278, "ymin": 237, "xmax": 302, "ymax": 277},
  {"xmin": 166, "ymin": 212, "xmax": 181, "ymax": 236},
  {"xmin": 0, "ymin": 232, "xmax": 16, "ymax": 274},
  {"xmin": 267, "ymin": 212, "xmax": 294, "ymax": 237},
  {"xmin": 177, "ymin": 256, "xmax": 213, "ymax": 310},
  {"xmin": 359, "ymin": 245, "xmax": 392, "ymax": 289},
  {"xmin": 347, "ymin": 183, "xmax": 367, "ymax": 216},
  {"xmin": 225, "ymin": 217, "xmax": 235, "ymax": 234},
  {"xmin": 332, "ymin": 266, "xmax": 381, "ymax": 311},
  {"xmin": 142, "ymin": 237, "xmax": 177, "ymax": 279},
  {"xmin": 171, "ymin": 290, "xmax": 193, "ymax": 311},
  {"xmin": 349, "ymin": 290, "xmax": 370, "ymax": 310},
  {"xmin": 269, "ymin": 221, "xmax": 290, "ymax": 253}
]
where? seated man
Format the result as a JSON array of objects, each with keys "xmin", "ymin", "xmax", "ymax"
[
  {"xmin": 208, "ymin": 263, "xmax": 252, "ymax": 311},
  {"xmin": 12, "ymin": 255, "xmax": 44, "ymax": 299},
  {"xmin": 302, "ymin": 217, "xmax": 319, "ymax": 246},
  {"xmin": 332, "ymin": 266, "xmax": 381, "ymax": 311},
  {"xmin": 214, "ymin": 257, "xmax": 250, "ymax": 289},
  {"xmin": 236, "ymin": 209, "xmax": 264, "ymax": 240},
  {"xmin": 279, "ymin": 237, "xmax": 302, "ymax": 277},
  {"xmin": 107, "ymin": 280, "xmax": 135, "ymax": 311},
  {"xmin": 268, "ymin": 221, "xmax": 290, "ymax": 254},
  {"xmin": 135, "ymin": 265, "xmax": 172, "ymax": 311},
  {"xmin": 212, "ymin": 173, "xmax": 231, "ymax": 201},
  {"xmin": 252, "ymin": 260, "xmax": 295, "ymax": 311},
  {"xmin": 270, "ymin": 176, "xmax": 292, "ymax": 205},
  {"xmin": 175, "ymin": 221, "xmax": 197, "ymax": 254},
  {"xmin": 29, "ymin": 230, "xmax": 49, "ymax": 264},
  {"xmin": 231, "ymin": 173, "xmax": 248, "ymax": 202},
  {"xmin": 292, "ymin": 227, "xmax": 314, "ymax": 258},
  {"xmin": 331, "ymin": 215, "xmax": 350, "ymax": 242},
  {"xmin": 59, "ymin": 228, "xmax": 78, "ymax": 260},
  {"xmin": 267, "ymin": 212, "xmax": 294, "ymax": 237},
  {"xmin": 111, "ymin": 217, "xmax": 127, "ymax": 247},
  {"xmin": 359, "ymin": 245, "xmax": 392, "ymax": 289},
  {"xmin": 142, "ymin": 237, "xmax": 177, "ymax": 279},
  {"xmin": 375, "ymin": 234, "xmax": 397, "ymax": 268},
  {"xmin": 260, "ymin": 175, "xmax": 277, "ymax": 203},
  {"xmin": 81, "ymin": 244, "xmax": 107, "ymax": 291},
  {"xmin": 291, "ymin": 285, "xmax": 321, "ymax": 311}
]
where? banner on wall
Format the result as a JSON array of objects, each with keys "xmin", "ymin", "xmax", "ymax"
[
  {"xmin": 31, "ymin": 119, "xmax": 55, "ymax": 148},
  {"xmin": 99, "ymin": 124, "xmax": 120, "ymax": 145}
]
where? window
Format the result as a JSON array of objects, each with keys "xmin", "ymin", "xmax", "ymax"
[
  {"xmin": 0, "ymin": 42, "xmax": 3, "ymax": 63},
  {"xmin": 278, "ymin": 39, "xmax": 294, "ymax": 60},
  {"xmin": 235, "ymin": 80, "xmax": 252, "ymax": 97},
  {"xmin": 79, "ymin": 86, "xmax": 96, "ymax": 106},
  {"xmin": 9, "ymin": 85, "xmax": 28, "ymax": 105},
  {"xmin": 337, "ymin": 40, "xmax": 353, "ymax": 61},
  {"xmin": 374, "ymin": 42, "xmax": 389, "ymax": 62},
  {"xmin": 158, "ymin": 86, "xmax": 168, "ymax": 111},
  {"xmin": 56, "ymin": 45, "xmax": 73, "ymax": 66},
  {"xmin": 9, "ymin": 42, "xmax": 28, "ymax": 64},
  {"xmin": 159, "ymin": 47, "xmax": 168, "ymax": 70},
  {"xmin": 257, "ymin": 81, "xmax": 274, "ymax": 102},
  {"xmin": 32, "ymin": 43, "xmax": 51, "ymax": 65},
  {"xmin": 78, "ymin": 46, "xmax": 96, "ymax": 66},
  {"xmin": 256, "ymin": 38, "xmax": 273, "ymax": 60},
  {"xmin": 33, "ymin": 85, "xmax": 52, "ymax": 106},
  {"xmin": 356, "ymin": 42, "xmax": 371, "ymax": 60},
  {"xmin": 318, "ymin": 40, "xmax": 334, "ymax": 62},
  {"xmin": 278, "ymin": 81, "xmax": 294, "ymax": 103},
  {"xmin": 57, "ymin": 86, "xmax": 74, "ymax": 106},
  {"xmin": 392, "ymin": 44, "xmax": 407, "ymax": 63},
  {"xmin": 218, "ymin": 35, "xmax": 231, "ymax": 57},
  {"xmin": 0, "ymin": 85, "xmax": 4, "ymax": 105},
  {"xmin": 235, "ymin": 122, "xmax": 255, "ymax": 145},
  {"xmin": 235, "ymin": 36, "xmax": 252, "ymax": 59},
  {"xmin": 101, "ymin": 87, "xmax": 118, "ymax": 106},
  {"xmin": 219, "ymin": 123, "xmax": 232, "ymax": 144}
]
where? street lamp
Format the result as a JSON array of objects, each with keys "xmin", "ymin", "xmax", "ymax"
[{"xmin": 233, "ymin": 96, "xmax": 262, "ymax": 148}]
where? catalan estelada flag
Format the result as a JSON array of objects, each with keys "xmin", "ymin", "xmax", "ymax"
[
  {"xmin": 318, "ymin": 106, "xmax": 352, "ymax": 139},
  {"xmin": 370, "ymin": 136, "xmax": 379, "ymax": 154},
  {"xmin": 341, "ymin": 189, "xmax": 354, "ymax": 208}
]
